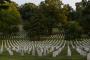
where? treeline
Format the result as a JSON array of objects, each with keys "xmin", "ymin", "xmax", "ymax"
[{"xmin": 0, "ymin": 0, "xmax": 90, "ymax": 40}]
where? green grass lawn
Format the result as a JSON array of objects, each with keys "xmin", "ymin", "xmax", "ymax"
[
  {"xmin": 0, "ymin": 53, "xmax": 86, "ymax": 60},
  {"xmin": 0, "ymin": 39, "xmax": 87, "ymax": 60},
  {"xmin": 0, "ymin": 46, "xmax": 86, "ymax": 60}
]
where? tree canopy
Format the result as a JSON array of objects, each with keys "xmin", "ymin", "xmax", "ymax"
[
  {"xmin": 0, "ymin": 1, "xmax": 21, "ymax": 34},
  {"xmin": 0, "ymin": 0, "xmax": 90, "ymax": 39}
]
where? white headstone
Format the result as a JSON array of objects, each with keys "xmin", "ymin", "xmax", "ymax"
[
  {"xmin": 87, "ymin": 53, "xmax": 90, "ymax": 60},
  {"xmin": 67, "ymin": 45, "xmax": 71, "ymax": 56}
]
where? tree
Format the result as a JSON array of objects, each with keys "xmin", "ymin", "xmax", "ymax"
[
  {"xmin": 75, "ymin": 0, "xmax": 90, "ymax": 33},
  {"xmin": 64, "ymin": 21, "xmax": 82, "ymax": 40},
  {"xmin": 81, "ymin": 1, "xmax": 90, "ymax": 33},
  {"xmin": 20, "ymin": 3, "xmax": 43, "ymax": 40},
  {"xmin": 0, "ymin": 2, "xmax": 21, "ymax": 34},
  {"xmin": 0, "ymin": 0, "xmax": 11, "ymax": 4},
  {"xmin": 39, "ymin": 0, "xmax": 68, "ymax": 35}
]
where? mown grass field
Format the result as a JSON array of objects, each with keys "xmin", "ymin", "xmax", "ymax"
[
  {"xmin": 0, "ymin": 37, "xmax": 88, "ymax": 60},
  {"xmin": 0, "ymin": 52, "xmax": 86, "ymax": 60},
  {"xmin": 0, "ymin": 44, "xmax": 86, "ymax": 60}
]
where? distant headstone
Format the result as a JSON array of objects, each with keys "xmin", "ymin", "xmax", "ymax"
[
  {"xmin": 67, "ymin": 45, "xmax": 71, "ymax": 56},
  {"xmin": 32, "ymin": 47, "xmax": 35, "ymax": 56},
  {"xmin": 87, "ymin": 53, "xmax": 90, "ymax": 60}
]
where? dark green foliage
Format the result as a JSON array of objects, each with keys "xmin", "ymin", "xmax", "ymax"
[
  {"xmin": 0, "ymin": 0, "xmax": 89, "ymax": 39},
  {"xmin": 64, "ymin": 21, "xmax": 82, "ymax": 40},
  {"xmin": 0, "ymin": 2, "xmax": 21, "ymax": 34},
  {"xmin": 81, "ymin": 2, "xmax": 90, "ymax": 32}
]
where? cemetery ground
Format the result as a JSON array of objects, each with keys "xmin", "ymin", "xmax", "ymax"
[
  {"xmin": 0, "ymin": 46, "xmax": 86, "ymax": 60},
  {"xmin": 0, "ymin": 35, "xmax": 89, "ymax": 60},
  {"xmin": 0, "ymin": 52, "xmax": 86, "ymax": 60}
]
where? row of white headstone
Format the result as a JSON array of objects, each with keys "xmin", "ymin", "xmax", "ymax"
[{"xmin": 0, "ymin": 35, "xmax": 90, "ymax": 59}]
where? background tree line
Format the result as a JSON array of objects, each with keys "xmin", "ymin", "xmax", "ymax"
[{"xmin": 0, "ymin": 0, "xmax": 90, "ymax": 40}]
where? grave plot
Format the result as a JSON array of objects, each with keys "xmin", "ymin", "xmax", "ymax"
[{"xmin": 0, "ymin": 35, "xmax": 89, "ymax": 60}]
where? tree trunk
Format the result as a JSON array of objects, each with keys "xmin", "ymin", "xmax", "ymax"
[{"xmin": 48, "ymin": 28, "xmax": 52, "ymax": 35}]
